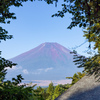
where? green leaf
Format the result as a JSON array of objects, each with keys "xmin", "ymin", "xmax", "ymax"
[
  {"xmin": 7, "ymin": 21, "xmax": 10, "ymax": 24},
  {"xmin": 79, "ymin": 23, "xmax": 82, "ymax": 27}
]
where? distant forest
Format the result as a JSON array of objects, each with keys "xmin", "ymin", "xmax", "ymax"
[
  {"xmin": 27, "ymin": 72, "xmax": 85, "ymax": 100},
  {"xmin": 28, "ymin": 72, "xmax": 85, "ymax": 100}
]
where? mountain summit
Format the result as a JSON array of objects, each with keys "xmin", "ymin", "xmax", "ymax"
[{"xmin": 7, "ymin": 42, "xmax": 83, "ymax": 80}]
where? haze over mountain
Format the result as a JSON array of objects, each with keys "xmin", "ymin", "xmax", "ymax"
[{"xmin": 6, "ymin": 42, "xmax": 83, "ymax": 80}]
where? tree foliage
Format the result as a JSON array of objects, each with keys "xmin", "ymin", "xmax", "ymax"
[
  {"xmin": 28, "ymin": 83, "xmax": 71, "ymax": 100},
  {"xmin": 29, "ymin": 86, "xmax": 50, "ymax": 100},
  {"xmin": 66, "ymin": 72, "xmax": 86, "ymax": 85},
  {"xmin": 53, "ymin": 84, "xmax": 61, "ymax": 100},
  {"xmin": 50, "ymin": 0, "xmax": 100, "ymax": 54},
  {"xmin": 46, "ymin": 82, "xmax": 54, "ymax": 100},
  {"xmin": 0, "ymin": 0, "xmax": 38, "ymax": 99},
  {"xmin": 0, "ymin": 74, "xmax": 36, "ymax": 100},
  {"xmin": 83, "ymin": 24, "xmax": 100, "ymax": 52},
  {"xmin": 72, "ymin": 51, "xmax": 100, "ymax": 79}
]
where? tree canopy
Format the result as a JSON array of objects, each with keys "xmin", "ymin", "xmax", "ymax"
[
  {"xmin": 50, "ymin": 0, "xmax": 100, "ymax": 51},
  {"xmin": 66, "ymin": 72, "xmax": 86, "ymax": 85}
]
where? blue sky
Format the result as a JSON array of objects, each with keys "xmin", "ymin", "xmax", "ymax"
[{"xmin": 1, "ymin": 1, "xmax": 90, "ymax": 59}]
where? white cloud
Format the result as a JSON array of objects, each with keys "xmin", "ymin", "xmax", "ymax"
[
  {"xmin": 45, "ymin": 67, "xmax": 53, "ymax": 72},
  {"xmin": 22, "ymin": 69, "xmax": 29, "ymax": 74},
  {"xmin": 32, "ymin": 68, "xmax": 53, "ymax": 74}
]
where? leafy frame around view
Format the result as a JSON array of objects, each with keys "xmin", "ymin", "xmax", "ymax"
[{"xmin": 0, "ymin": 0, "xmax": 100, "ymax": 99}]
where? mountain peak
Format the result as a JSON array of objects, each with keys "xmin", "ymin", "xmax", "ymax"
[
  {"xmin": 41, "ymin": 42, "xmax": 59, "ymax": 47},
  {"xmin": 39, "ymin": 42, "xmax": 69, "ymax": 51},
  {"xmin": 9, "ymin": 42, "xmax": 83, "ymax": 80}
]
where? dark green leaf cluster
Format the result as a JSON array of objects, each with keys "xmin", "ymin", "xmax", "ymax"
[
  {"xmin": 0, "ymin": 74, "xmax": 34, "ymax": 100},
  {"xmin": 0, "ymin": 27, "xmax": 13, "ymax": 42},
  {"xmin": 66, "ymin": 72, "xmax": 86, "ymax": 85},
  {"xmin": 0, "ymin": 57, "xmax": 17, "ymax": 81},
  {"xmin": 29, "ymin": 86, "xmax": 50, "ymax": 100},
  {"xmin": 0, "ymin": 0, "xmax": 31, "ymax": 42},
  {"xmin": 51, "ymin": 0, "xmax": 100, "ymax": 29},
  {"xmin": 0, "ymin": 0, "xmax": 33, "ymax": 24},
  {"xmin": 71, "ymin": 51, "xmax": 100, "ymax": 80},
  {"xmin": 83, "ymin": 24, "xmax": 100, "ymax": 52},
  {"xmin": 50, "ymin": 0, "xmax": 100, "ymax": 53},
  {"xmin": 0, "ymin": 57, "xmax": 34, "ymax": 100},
  {"xmin": 30, "ymin": 82, "xmax": 71, "ymax": 100}
]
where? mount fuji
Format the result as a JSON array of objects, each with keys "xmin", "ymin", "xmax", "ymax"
[{"xmin": 6, "ymin": 42, "xmax": 83, "ymax": 80}]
